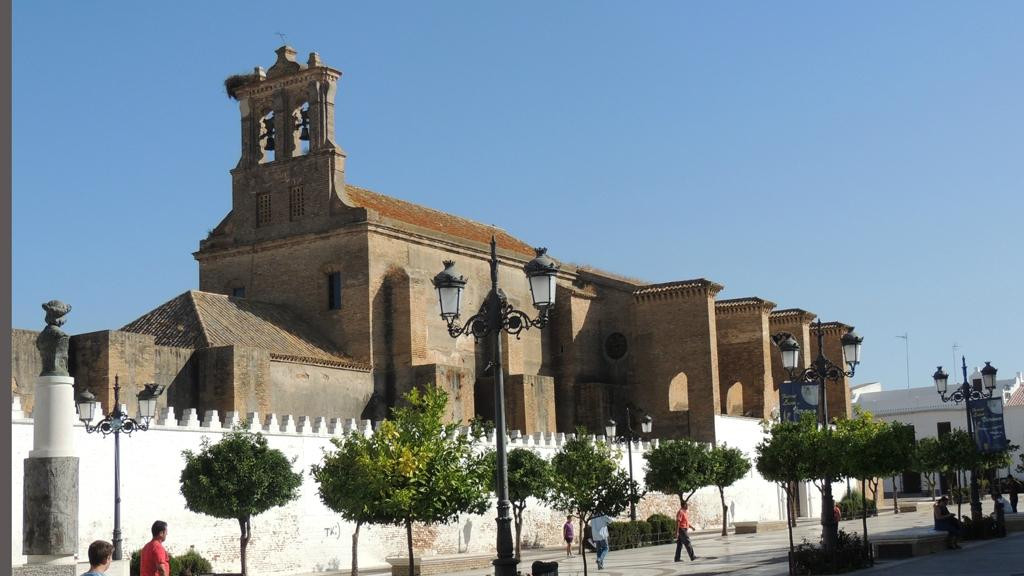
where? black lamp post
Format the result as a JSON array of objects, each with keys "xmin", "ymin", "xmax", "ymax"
[
  {"xmin": 432, "ymin": 237, "xmax": 558, "ymax": 576},
  {"xmin": 932, "ymin": 357, "xmax": 997, "ymax": 522},
  {"xmin": 774, "ymin": 321, "xmax": 863, "ymax": 550},
  {"xmin": 75, "ymin": 376, "xmax": 165, "ymax": 561},
  {"xmin": 605, "ymin": 408, "xmax": 653, "ymax": 522}
]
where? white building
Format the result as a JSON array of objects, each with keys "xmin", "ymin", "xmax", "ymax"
[{"xmin": 852, "ymin": 370, "xmax": 1024, "ymax": 496}]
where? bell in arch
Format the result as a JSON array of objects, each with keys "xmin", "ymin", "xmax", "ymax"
[
  {"xmin": 262, "ymin": 116, "xmax": 276, "ymax": 151},
  {"xmin": 298, "ymin": 108, "xmax": 310, "ymax": 142}
]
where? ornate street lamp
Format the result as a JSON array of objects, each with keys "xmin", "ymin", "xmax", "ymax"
[
  {"xmin": 432, "ymin": 237, "xmax": 558, "ymax": 576},
  {"xmin": 76, "ymin": 376, "xmax": 165, "ymax": 561},
  {"xmin": 773, "ymin": 321, "xmax": 862, "ymax": 550},
  {"xmin": 605, "ymin": 408, "xmax": 652, "ymax": 521},
  {"xmin": 932, "ymin": 357, "xmax": 997, "ymax": 521}
]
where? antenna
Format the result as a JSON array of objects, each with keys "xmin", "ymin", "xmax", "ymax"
[
  {"xmin": 275, "ymin": 32, "xmax": 288, "ymax": 44},
  {"xmin": 896, "ymin": 333, "xmax": 910, "ymax": 389},
  {"xmin": 952, "ymin": 342, "xmax": 960, "ymax": 378}
]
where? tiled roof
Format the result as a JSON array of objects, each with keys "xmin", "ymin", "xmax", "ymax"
[
  {"xmin": 1007, "ymin": 386, "xmax": 1024, "ymax": 407},
  {"xmin": 716, "ymin": 297, "xmax": 777, "ymax": 309},
  {"xmin": 346, "ymin": 185, "xmax": 535, "ymax": 256},
  {"xmin": 633, "ymin": 278, "xmax": 724, "ymax": 297},
  {"xmin": 122, "ymin": 291, "xmax": 368, "ymax": 370}
]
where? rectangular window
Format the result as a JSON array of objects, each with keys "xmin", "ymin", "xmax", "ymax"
[
  {"xmin": 289, "ymin": 186, "xmax": 305, "ymax": 220},
  {"xmin": 231, "ymin": 287, "xmax": 246, "ymax": 298},
  {"xmin": 328, "ymin": 272, "xmax": 342, "ymax": 310},
  {"xmin": 937, "ymin": 421, "xmax": 951, "ymax": 437},
  {"xmin": 257, "ymin": 194, "xmax": 272, "ymax": 226}
]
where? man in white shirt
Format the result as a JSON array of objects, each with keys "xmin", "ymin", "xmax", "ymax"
[{"xmin": 589, "ymin": 513, "xmax": 612, "ymax": 570}]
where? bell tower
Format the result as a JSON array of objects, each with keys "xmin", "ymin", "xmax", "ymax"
[{"xmin": 224, "ymin": 45, "xmax": 354, "ymax": 244}]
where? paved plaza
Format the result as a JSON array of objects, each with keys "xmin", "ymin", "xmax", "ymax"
[{"xmin": 316, "ymin": 502, "xmax": 1024, "ymax": 576}]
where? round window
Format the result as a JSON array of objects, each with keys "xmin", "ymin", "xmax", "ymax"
[{"xmin": 605, "ymin": 332, "xmax": 628, "ymax": 360}]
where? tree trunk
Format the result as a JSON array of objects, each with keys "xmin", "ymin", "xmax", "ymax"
[
  {"xmin": 719, "ymin": 486, "xmax": 728, "ymax": 536},
  {"xmin": 892, "ymin": 475, "xmax": 899, "ymax": 514},
  {"xmin": 238, "ymin": 516, "xmax": 251, "ymax": 576},
  {"xmin": 513, "ymin": 502, "xmax": 524, "ymax": 560},
  {"xmin": 579, "ymin": 516, "xmax": 588, "ymax": 576},
  {"xmin": 861, "ymin": 478, "xmax": 870, "ymax": 564},
  {"xmin": 785, "ymin": 485, "xmax": 795, "ymax": 576},
  {"xmin": 406, "ymin": 519, "xmax": 415, "ymax": 576},
  {"xmin": 351, "ymin": 520, "xmax": 361, "ymax": 576}
]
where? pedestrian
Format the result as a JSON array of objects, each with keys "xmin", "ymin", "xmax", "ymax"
[
  {"xmin": 80, "ymin": 540, "xmax": 113, "ymax": 576},
  {"xmin": 992, "ymin": 493, "xmax": 1008, "ymax": 537},
  {"xmin": 1008, "ymin": 475, "xmax": 1020, "ymax": 514},
  {"xmin": 140, "ymin": 520, "xmax": 171, "ymax": 576},
  {"xmin": 563, "ymin": 514, "xmax": 575, "ymax": 557},
  {"xmin": 589, "ymin": 513, "xmax": 612, "ymax": 570},
  {"xmin": 933, "ymin": 496, "xmax": 961, "ymax": 549},
  {"xmin": 674, "ymin": 501, "xmax": 697, "ymax": 562},
  {"xmin": 833, "ymin": 502, "xmax": 841, "ymax": 524}
]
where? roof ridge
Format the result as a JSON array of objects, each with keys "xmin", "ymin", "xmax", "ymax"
[
  {"xmin": 347, "ymin": 185, "xmax": 518, "ymax": 236},
  {"xmin": 188, "ymin": 290, "xmax": 213, "ymax": 349}
]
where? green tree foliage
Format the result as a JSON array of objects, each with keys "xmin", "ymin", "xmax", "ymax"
[
  {"xmin": 549, "ymin": 430, "xmax": 639, "ymax": 576},
  {"xmin": 643, "ymin": 438, "xmax": 712, "ymax": 506},
  {"xmin": 913, "ymin": 436, "xmax": 945, "ymax": 499},
  {"xmin": 706, "ymin": 444, "xmax": 751, "ymax": 536},
  {"xmin": 486, "ymin": 448, "xmax": 551, "ymax": 560},
  {"xmin": 312, "ymin": 431, "xmax": 392, "ymax": 576},
  {"xmin": 755, "ymin": 414, "xmax": 821, "ymax": 557},
  {"xmin": 179, "ymin": 429, "xmax": 302, "ymax": 576},
  {"xmin": 364, "ymin": 386, "xmax": 491, "ymax": 576}
]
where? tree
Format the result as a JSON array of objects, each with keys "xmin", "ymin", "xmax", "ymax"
[
  {"xmin": 706, "ymin": 444, "xmax": 751, "ymax": 536},
  {"xmin": 312, "ymin": 431, "xmax": 390, "ymax": 576},
  {"xmin": 643, "ymin": 439, "xmax": 712, "ymax": 506},
  {"xmin": 756, "ymin": 414, "xmax": 819, "ymax": 566},
  {"xmin": 180, "ymin": 428, "xmax": 302, "ymax": 576},
  {"xmin": 368, "ymin": 386, "xmax": 491, "ymax": 576},
  {"xmin": 548, "ymin": 430, "xmax": 638, "ymax": 576},
  {"xmin": 912, "ymin": 437, "xmax": 944, "ymax": 499},
  {"xmin": 486, "ymin": 448, "xmax": 551, "ymax": 560}
]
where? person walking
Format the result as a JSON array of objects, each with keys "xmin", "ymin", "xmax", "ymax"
[
  {"xmin": 563, "ymin": 514, "xmax": 575, "ymax": 557},
  {"xmin": 674, "ymin": 501, "xmax": 697, "ymax": 562},
  {"xmin": 590, "ymin": 513, "xmax": 612, "ymax": 570},
  {"xmin": 140, "ymin": 521, "xmax": 171, "ymax": 576},
  {"xmin": 1008, "ymin": 475, "xmax": 1020, "ymax": 514},
  {"xmin": 81, "ymin": 540, "xmax": 113, "ymax": 576}
]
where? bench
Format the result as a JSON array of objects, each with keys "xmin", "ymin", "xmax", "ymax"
[
  {"xmin": 386, "ymin": 553, "xmax": 494, "ymax": 576},
  {"xmin": 734, "ymin": 520, "xmax": 789, "ymax": 534},
  {"xmin": 870, "ymin": 527, "xmax": 947, "ymax": 559}
]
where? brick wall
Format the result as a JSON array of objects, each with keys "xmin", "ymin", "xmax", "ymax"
[
  {"xmin": 715, "ymin": 299, "xmax": 776, "ymax": 420},
  {"xmin": 630, "ymin": 281, "xmax": 723, "ymax": 442}
]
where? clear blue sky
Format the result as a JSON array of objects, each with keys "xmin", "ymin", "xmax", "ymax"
[{"xmin": 12, "ymin": 1, "xmax": 1023, "ymax": 390}]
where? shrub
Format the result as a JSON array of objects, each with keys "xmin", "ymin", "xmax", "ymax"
[
  {"xmin": 647, "ymin": 513, "xmax": 675, "ymax": 545},
  {"xmin": 961, "ymin": 515, "xmax": 999, "ymax": 540},
  {"xmin": 838, "ymin": 490, "xmax": 877, "ymax": 519},
  {"xmin": 608, "ymin": 521, "xmax": 641, "ymax": 550},
  {"xmin": 130, "ymin": 547, "xmax": 213, "ymax": 576},
  {"xmin": 791, "ymin": 529, "xmax": 870, "ymax": 575}
]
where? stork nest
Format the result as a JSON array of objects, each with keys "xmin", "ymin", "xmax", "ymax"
[{"xmin": 224, "ymin": 73, "xmax": 261, "ymax": 100}]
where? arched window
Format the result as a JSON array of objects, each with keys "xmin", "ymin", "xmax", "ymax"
[
  {"xmin": 668, "ymin": 372, "xmax": 688, "ymax": 412},
  {"xmin": 293, "ymin": 102, "xmax": 310, "ymax": 156},
  {"xmin": 724, "ymin": 381, "xmax": 744, "ymax": 416},
  {"xmin": 259, "ymin": 110, "xmax": 276, "ymax": 163}
]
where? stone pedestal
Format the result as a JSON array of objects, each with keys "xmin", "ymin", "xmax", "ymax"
[
  {"xmin": 22, "ymin": 374, "xmax": 79, "ymax": 570},
  {"xmin": 24, "ymin": 457, "xmax": 79, "ymax": 557}
]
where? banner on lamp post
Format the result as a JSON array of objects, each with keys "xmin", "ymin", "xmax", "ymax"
[
  {"xmin": 779, "ymin": 381, "xmax": 820, "ymax": 423},
  {"xmin": 967, "ymin": 397, "xmax": 1007, "ymax": 453}
]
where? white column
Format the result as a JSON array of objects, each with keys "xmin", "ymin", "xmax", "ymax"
[{"xmin": 29, "ymin": 375, "xmax": 76, "ymax": 458}]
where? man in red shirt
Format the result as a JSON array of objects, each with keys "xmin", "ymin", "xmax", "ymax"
[
  {"xmin": 139, "ymin": 520, "xmax": 170, "ymax": 576},
  {"xmin": 674, "ymin": 502, "xmax": 697, "ymax": 562}
]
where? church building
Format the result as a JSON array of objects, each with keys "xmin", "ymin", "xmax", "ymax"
[{"xmin": 11, "ymin": 47, "xmax": 857, "ymax": 442}]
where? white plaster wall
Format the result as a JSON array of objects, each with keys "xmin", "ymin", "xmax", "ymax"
[{"xmin": 11, "ymin": 408, "xmax": 789, "ymax": 574}]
